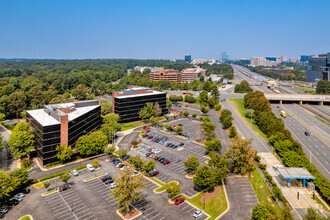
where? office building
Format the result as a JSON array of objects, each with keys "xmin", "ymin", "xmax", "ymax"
[
  {"xmin": 289, "ymin": 58, "xmax": 300, "ymax": 63},
  {"xmin": 222, "ymin": 52, "xmax": 229, "ymax": 62},
  {"xmin": 112, "ymin": 86, "xmax": 167, "ymax": 123},
  {"xmin": 185, "ymin": 55, "xmax": 192, "ymax": 63},
  {"xmin": 249, "ymin": 57, "xmax": 276, "ymax": 67},
  {"xmin": 150, "ymin": 69, "xmax": 182, "ymax": 83},
  {"xmin": 134, "ymin": 66, "xmax": 163, "ymax": 73},
  {"xmin": 27, "ymin": 100, "xmax": 102, "ymax": 165},
  {"xmin": 306, "ymin": 53, "xmax": 330, "ymax": 82},
  {"xmin": 181, "ymin": 67, "xmax": 207, "ymax": 83},
  {"xmin": 280, "ymin": 56, "xmax": 288, "ymax": 62},
  {"xmin": 301, "ymin": 55, "xmax": 312, "ymax": 63}
]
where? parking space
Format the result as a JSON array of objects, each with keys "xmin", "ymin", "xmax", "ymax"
[
  {"xmin": 87, "ymin": 177, "xmax": 118, "ymax": 207},
  {"xmin": 44, "ymin": 190, "xmax": 96, "ymax": 220},
  {"xmin": 181, "ymin": 185, "xmax": 203, "ymax": 198},
  {"xmin": 132, "ymin": 198, "xmax": 166, "ymax": 220},
  {"xmin": 175, "ymin": 202, "xmax": 208, "ymax": 220}
]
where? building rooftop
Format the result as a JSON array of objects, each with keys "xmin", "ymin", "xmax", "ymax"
[
  {"xmin": 276, "ymin": 167, "xmax": 315, "ymax": 179},
  {"xmin": 27, "ymin": 101, "xmax": 99, "ymax": 127},
  {"xmin": 115, "ymin": 90, "xmax": 165, "ymax": 99}
]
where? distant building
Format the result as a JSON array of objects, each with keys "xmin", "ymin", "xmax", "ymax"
[
  {"xmin": 249, "ymin": 57, "xmax": 276, "ymax": 67},
  {"xmin": 133, "ymin": 66, "xmax": 162, "ymax": 73},
  {"xmin": 181, "ymin": 68, "xmax": 206, "ymax": 83},
  {"xmin": 112, "ymin": 86, "xmax": 166, "ymax": 123},
  {"xmin": 150, "ymin": 69, "xmax": 182, "ymax": 83},
  {"xmin": 263, "ymin": 68, "xmax": 284, "ymax": 74},
  {"xmin": 280, "ymin": 56, "xmax": 288, "ymax": 62},
  {"xmin": 301, "ymin": 55, "xmax": 313, "ymax": 63},
  {"xmin": 185, "ymin": 55, "xmax": 192, "ymax": 63},
  {"xmin": 288, "ymin": 58, "xmax": 300, "ymax": 63},
  {"xmin": 27, "ymin": 101, "xmax": 102, "ymax": 165},
  {"xmin": 306, "ymin": 53, "xmax": 330, "ymax": 82},
  {"xmin": 222, "ymin": 52, "xmax": 229, "ymax": 62},
  {"xmin": 208, "ymin": 74, "xmax": 223, "ymax": 82}
]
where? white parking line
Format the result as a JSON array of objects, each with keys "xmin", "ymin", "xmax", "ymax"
[
  {"xmin": 186, "ymin": 207, "xmax": 195, "ymax": 213},
  {"xmin": 148, "ymin": 213, "xmax": 161, "ymax": 220},
  {"xmin": 144, "ymin": 210, "xmax": 156, "ymax": 217}
]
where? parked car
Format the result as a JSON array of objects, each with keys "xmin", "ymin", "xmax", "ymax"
[
  {"xmin": 149, "ymin": 169, "xmax": 159, "ymax": 177},
  {"xmin": 304, "ymin": 131, "xmax": 310, "ymax": 136},
  {"xmin": 15, "ymin": 193, "xmax": 25, "ymax": 198},
  {"xmin": 87, "ymin": 164, "xmax": 95, "ymax": 171},
  {"xmin": 116, "ymin": 163, "xmax": 124, "ymax": 168},
  {"xmin": 59, "ymin": 184, "xmax": 71, "ymax": 192},
  {"xmin": 163, "ymin": 160, "xmax": 171, "ymax": 165},
  {"xmin": 109, "ymin": 183, "xmax": 117, "ymax": 189},
  {"xmin": 104, "ymin": 178, "xmax": 114, "ymax": 184},
  {"xmin": 174, "ymin": 158, "xmax": 182, "ymax": 163},
  {"xmin": 178, "ymin": 124, "xmax": 183, "ymax": 126},
  {"xmin": 132, "ymin": 172, "xmax": 141, "ymax": 176},
  {"xmin": 121, "ymin": 155, "xmax": 130, "ymax": 161},
  {"xmin": 0, "ymin": 207, "xmax": 8, "ymax": 214},
  {"xmin": 193, "ymin": 210, "xmax": 204, "ymax": 218},
  {"xmin": 71, "ymin": 169, "xmax": 79, "ymax": 176},
  {"xmin": 13, "ymin": 195, "xmax": 23, "ymax": 202},
  {"xmin": 101, "ymin": 175, "xmax": 112, "ymax": 182},
  {"xmin": 154, "ymin": 149, "xmax": 161, "ymax": 153},
  {"xmin": 178, "ymin": 143, "xmax": 184, "ymax": 146},
  {"xmin": 147, "ymin": 135, "xmax": 153, "ymax": 139},
  {"xmin": 159, "ymin": 158, "xmax": 165, "ymax": 163},
  {"xmin": 142, "ymin": 134, "xmax": 148, "ymax": 138},
  {"xmin": 146, "ymin": 152, "xmax": 153, "ymax": 157},
  {"xmin": 7, "ymin": 198, "xmax": 19, "ymax": 206},
  {"xmin": 174, "ymin": 197, "xmax": 185, "ymax": 205},
  {"xmin": 177, "ymin": 147, "xmax": 184, "ymax": 151},
  {"xmin": 113, "ymin": 159, "xmax": 120, "ymax": 164}
]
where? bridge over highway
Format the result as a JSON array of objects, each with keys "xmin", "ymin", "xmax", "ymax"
[{"xmin": 264, "ymin": 94, "xmax": 330, "ymax": 105}]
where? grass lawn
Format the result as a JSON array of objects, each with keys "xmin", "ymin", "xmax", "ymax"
[
  {"xmin": 230, "ymin": 98, "xmax": 269, "ymax": 142},
  {"xmin": 148, "ymin": 176, "xmax": 165, "ymax": 186},
  {"xmin": 183, "ymin": 97, "xmax": 201, "ymax": 106},
  {"xmin": 19, "ymin": 216, "xmax": 31, "ymax": 220},
  {"xmin": 84, "ymin": 173, "xmax": 107, "ymax": 181},
  {"xmin": 182, "ymin": 185, "xmax": 227, "ymax": 220},
  {"xmin": 121, "ymin": 121, "xmax": 146, "ymax": 131},
  {"xmin": 295, "ymin": 86, "xmax": 316, "ymax": 94},
  {"xmin": 248, "ymin": 169, "xmax": 283, "ymax": 217},
  {"xmin": 314, "ymin": 116, "xmax": 330, "ymax": 126},
  {"xmin": 154, "ymin": 181, "xmax": 177, "ymax": 192}
]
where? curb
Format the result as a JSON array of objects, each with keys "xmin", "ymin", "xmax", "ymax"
[
  {"xmin": 19, "ymin": 215, "xmax": 33, "ymax": 220},
  {"xmin": 214, "ymin": 180, "xmax": 230, "ymax": 220},
  {"xmin": 116, "ymin": 206, "xmax": 142, "ymax": 220}
]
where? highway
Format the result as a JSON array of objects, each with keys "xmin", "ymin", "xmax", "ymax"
[{"xmin": 232, "ymin": 65, "xmax": 330, "ymax": 180}]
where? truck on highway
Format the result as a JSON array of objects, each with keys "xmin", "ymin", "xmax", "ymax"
[{"xmin": 280, "ymin": 110, "xmax": 286, "ymax": 118}]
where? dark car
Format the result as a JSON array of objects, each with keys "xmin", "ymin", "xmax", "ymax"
[
  {"xmin": 159, "ymin": 158, "xmax": 165, "ymax": 163},
  {"xmin": 142, "ymin": 134, "xmax": 148, "ymax": 138},
  {"xmin": 7, "ymin": 198, "xmax": 19, "ymax": 206},
  {"xmin": 146, "ymin": 152, "xmax": 153, "ymax": 157},
  {"xmin": 304, "ymin": 131, "xmax": 310, "ymax": 136},
  {"xmin": 117, "ymin": 163, "xmax": 124, "ymax": 168},
  {"xmin": 104, "ymin": 178, "xmax": 114, "ymax": 184},
  {"xmin": 121, "ymin": 155, "xmax": 130, "ymax": 161},
  {"xmin": 101, "ymin": 175, "xmax": 112, "ymax": 182},
  {"xmin": 149, "ymin": 169, "xmax": 159, "ymax": 177},
  {"xmin": 178, "ymin": 124, "xmax": 183, "ymax": 126},
  {"xmin": 178, "ymin": 143, "xmax": 184, "ymax": 147},
  {"xmin": 59, "ymin": 184, "xmax": 71, "ymax": 192},
  {"xmin": 113, "ymin": 159, "xmax": 120, "ymax": 164},
  {"xmin": 157, "ymin": 157, "xmax": 165, "ymax": 162}
]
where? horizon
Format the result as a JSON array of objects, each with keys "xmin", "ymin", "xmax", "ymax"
[{"xmin": 1, "ymin": 0, "xmax": 330, "ymax": 60}]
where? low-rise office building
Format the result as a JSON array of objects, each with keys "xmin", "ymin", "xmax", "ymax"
[
  {"xmin": 181, "ymin": 68, "xmax": 206, "ymax": 83},
  {"xmin": 27, "ymin": 100, "xmax": 101, "ymax": 165},
  {"xmin": 112, "ymin": 86, "xmax": 166, "ymax": 123},
  {"xmin": 150, "ymin": 69, "xmax": 182, "ymax": 83},
  {"xmin": 306, "ymin": 53, "xmax": 330, "ymax": 82}
]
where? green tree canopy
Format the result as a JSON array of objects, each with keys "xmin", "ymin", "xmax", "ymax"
[
  {"xmin": 139, "ymin": 102, "xmax": 157, "ymax": 121},
  {"xmin": 56, "ymin": 144, "xmax": 73, "ymax": 162},
  {"xmin": 205, "ymin": 139, "xmax": 222, "ymax": 152},
  {"xmin": 193, "ymin": 165, "xmax": 215, "ymax": 191},
  {"xmin": 76, "ymin": 131, "xmax": 108, "ymax": 156},
  {"xmin": 183, "ymin": 155, "xmax": 199, "ymax": 172},
  {"xmin": 8, "ymin": 122, "xmax": 35, "ymax": 159},
  {"xmin": 166, "ymin": 181, "xmax": 181, "ymax": 198},
  {"xmin": 252, "ymin": 204, "xmax": 270, "ymax": 220},
  {"xmin": 143, "ymin": 160, "xmax": 155, "ymax": 172}
]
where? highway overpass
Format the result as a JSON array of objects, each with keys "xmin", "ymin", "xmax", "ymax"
[{"xmin": 265, "ymin": 94, "xmax": 330, "ymax": 105}]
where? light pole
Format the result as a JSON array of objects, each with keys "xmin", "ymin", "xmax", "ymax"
[{"xmin": 250, "ymin": 108, "xmax": 252, "ymax": 125}]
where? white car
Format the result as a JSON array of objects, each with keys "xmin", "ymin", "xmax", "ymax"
[
  {"xmin": 177, "ymin": 147, "xmax": 184, "ymax": 151},
  {"xmin": 87, "ymin": 164, "xmax": 94, "ymax": 172},
  {"xmin": 193, "ymin": 210, "xmax": 204, "ymax": 218},
  {"xmin": 109, "ymin": 183, "xmax": 117, "ymax": 189},
  {"xmin": 15, "ymin": 193, "xmax": 25, "ymax": 198},
  {"xmin": 71, "ymin": 169, "xmax": 79, "ymax": 176},
  {"xmin": 132, "ymin": 172, "xmax": 141, "ymax": 176},
  {"xmin": 153, "ymin": 149, "xmax": 161, "ymax": 153},
  {"xmin": 116, "ymin": 162, "xmax": 123, "ymax": 168}
]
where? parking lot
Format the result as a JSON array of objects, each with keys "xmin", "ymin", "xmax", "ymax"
[
  {"xmin": 175, "ymin": 202, "xmax": 208, "ymax": 220},
  {"xmin": 44, "ymin": 190, "xmax": 96, "ymax": 220}
]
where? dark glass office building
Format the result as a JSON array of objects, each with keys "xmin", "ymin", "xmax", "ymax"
[
  {"xmin": 306, "ymin": 53, "xmax": 330, "ymax": 82},
  {"xmin": 185, "ymin": 55, "xmax": 192, "ymax": 63},
  {"xmin": 27, "ymin": 100, "xmax": 101, "ymax": 165},
  {"xmin": 112, "ymin": 86, "xmax": 167, "ymax": 123}
]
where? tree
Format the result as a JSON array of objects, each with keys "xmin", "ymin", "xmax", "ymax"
[
  {"xmin": 184, "ymin": 95, "xmax": 196, "ymax": 103},
  {"xmin": 139, "ymin": 102, "xmax": 157, "ymax": 121},
  {"xmin": 303, "ymin": 207, "xmax": 325, "ymax": 220},
  {"xmin": 76, "ymin": 131, "xmax": 108, "ymax": 156},
  {"xmin": 205, "ymin": 139, "xmax": 222, "ymax": 152},
  {"xmin": 214, "ymin": 104, "xmax": 221, "ymax": 111},
  {"xmin": 183, "ymin": 111, "xmax": 190, "ymax": 117},
  {"xmin": 154, "ymin": 102, "xmax": 162, "ymax": 116},
  {"xmin": 183, "ymin": 156, "xmax": 199, "ymax": 172},
  {"xmin": 174, "ymin": 126, "xmax": 183, "ymax": 133},
  {"xmin": 101, "ymin": 113, "xmax": 122, "ymax": 142},
  {"xmin": 208, "ymin": 152, "xmax": 229, "ymax": 185},
  {"xmin": 166, "ymin": 99, "xmax": 172, "ymax": 108},
  {"xmin": 252, "ymin": 204, "xmax": 270, "ymax": 220},
  {"xmin": 0, "ymin": 133, "xmax": 3, "ymax": 152},
  {"xmin": 91, "ymin": 159, "xmax": 100, "ymax": 168},
  {"xmin": 211, "ymin": 84, "xmax": 220, "ymax": 99},
  {"xmin": 56, "ymin": 144, "xmax": 73, "ymax": 162},
  {"xmin": 111, "ymin": 167, "xmax": 145, "ymax": 213},
  {"xmin": 143, "ymin": 160, "xmax": 155, "ymax": 172},
  {"xmin": 192, "ymin": 113, "xmax": 197, "ymax": 118},
  {"xmin": 7, "ymin": 91, "xmax": 27, "ymax": 118},
  {"xmin": 129, "ymin": 155, "xmax": 144, "ymax": 169},
  {"xmin": 166, "ymin": 182, "xmax": 181, "ymax": 198},
  {"xmin": 101, "ymin": 101, "xmax": 112, "ymax": 116},
  {"xmin": 201, "ymin": 106, "xmax": 209, "ymax": 115},
  {"xmin": 179, "ymin": 111, "xmax": 183, "ymax": 117},
  {"xmin": 220, "ymin": 109, "xmax": 232, "ymax": 121},
  {"xmin": 131, "ymin": 140, "xmax": 139, "ymax": 148},
  {"xmin": 199, "ymin": 91, "xmax": 209, "ymax": 103},
  {"xmin": 229, "ymin": 126, "xmax": 237, "ymax": 138},
  {"xmin": 193, "ymin": 165, "xmax": 215, "ymax": 191},
  {"xmin": 71, "ymin": 84, "xmax": 88, "ymax": 100},
  {"xmin": 226, "ymin": 137, "xmax": 257, "ymax": 175},
  {"xmin": 164, "ymin": 115, "xmax": 170, "ymax": 121},
  {"xmin": 316, "ymin": 80, "xmax": 330, "ymax": 94},
  {"xmin": 8, "ymin": 122, "xmax": 35, "ymax": 159},
  {"xmin": 245, "ymin": 109, "xmax": 255, "ymax": 118},
  {"xmin": 222, "ymin": 116, "xmax": 233, "ymax": 129},
  {"xmin": 60, "ymin": 172, "xmax": 71, "ymax": 185},
  {"xmin": 118, "ymin": 148, "xmax": 127, "ymax": 158},
  {"xmin": 149, "ymin": 116, "xmax": 157, "ymax": 125},
  {"xmin": 0, "ymin": 168, "xmax": 28, "ymax": 202},
  {"xmin": 208, "ymin": 96, "xmax": 219, "ymax": 107},
  {"xmin": 173, "ymin": 114, "xmax": 177, "ymax": 119},
  {"xmin": 44, "ymin": 181, "xmax": 51, "ymax": 192},
  {"xmin": 164, "ymin": 123, "xmax": 172, "ymax": 131},
  {"xmin": 105, "ymin": 145, "xmax": 116, "ymax": 157}
]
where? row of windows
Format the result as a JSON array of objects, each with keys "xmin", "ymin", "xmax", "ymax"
[
  {"xmin": 68, "ymin": 116, "xmax": 101, "ymax": 146},
  {"xmin": 115, "ymin": 94, "xmax": 166, "ymax": 104}
]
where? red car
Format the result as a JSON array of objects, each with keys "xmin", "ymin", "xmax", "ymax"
[
  {"xmin": 185, "ymin": 105, "xmax": 188, "ymax": 107},
  {"xmin": 175, "ymin": 198, "xmax": 185, "ymax": 205},
  {"xmin": 149, "ymin": 169, "xmax": 159, "ymax": 177},
  {"xmin": 148, "ymin": 136, "xmax": 153, "ymax": 139},
  {"xmin": 163, "ymin": 160, "xmax": 171, "ymax": 165}
]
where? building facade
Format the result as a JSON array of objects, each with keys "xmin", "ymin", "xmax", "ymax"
[
  {"xmin": 306, "ymin": 53, "xmax": 330, "ymax": 82},
  {"xmin": 250, "ymin": 57, "xmax": 276, "ymax": 67},
  {"xmin": 112, "ymin": 86, "xmax": 167, "ymax": 123},
  {"xmin": 27, "ymin": 100, "xmax": 101, "ymax": 165},
  {"xmin": 150, "ymin": 69, "xmax": 182, "ymax": 83},
  {"xmin": 181, "ymin": 67, "xmax": 207, "ymax": 83},
  {"xmin": 185, "ymin": 55, "xmax": 192, "ymax": 63}
]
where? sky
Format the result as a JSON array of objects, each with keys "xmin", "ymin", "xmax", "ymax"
[{"xmin": 1, "ymin": 0, "xmax": 330, "ymax": 60}]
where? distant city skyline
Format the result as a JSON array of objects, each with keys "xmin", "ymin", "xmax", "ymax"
[{"xmin": 1, "ymin": 0, "xmax": 329, "ymax": 59}]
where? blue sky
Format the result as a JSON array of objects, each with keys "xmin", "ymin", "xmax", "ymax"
[{"xmin": 0, "ymin": 0, "xmax": 329, "ymax": 59}]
